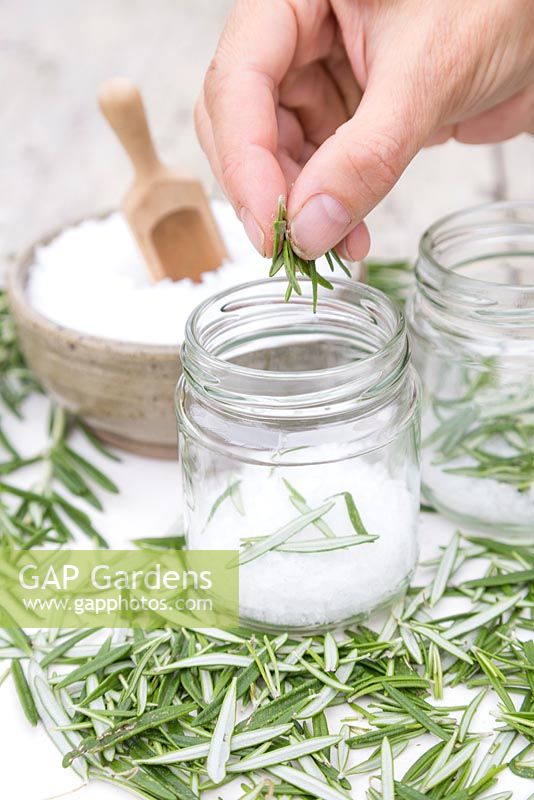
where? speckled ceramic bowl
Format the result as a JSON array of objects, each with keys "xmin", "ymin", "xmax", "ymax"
[{"xmin": 8, "ymin": 221, "xmax": 181, "ymax": 459}]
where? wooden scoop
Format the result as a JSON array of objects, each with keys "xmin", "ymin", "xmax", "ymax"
[{"xmin": 98, "ymin": 77, "xmax": 227, "ymax": 282}]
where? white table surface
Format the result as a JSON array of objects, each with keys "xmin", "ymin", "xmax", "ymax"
[{"xmin": 0, "ymin": 394, "xmax": 531, "ymax": 799}]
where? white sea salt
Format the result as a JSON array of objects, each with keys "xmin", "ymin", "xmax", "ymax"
[
  {"xmin": 188, "ymin": 459, "xmax": 419, "ymax": 629},
  {"xmin": 26, "ymin": 201, "xmax": 269, "ymax": 345},
  {"xmin": 423, "ymin": 452, "xmax": 534, "ymax": 529},
  {"xmin": 421, "ymin": 402, "xmax": 534, "ymax": 532}
]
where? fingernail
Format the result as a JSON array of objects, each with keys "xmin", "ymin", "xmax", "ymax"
[
  {"xmin": 290, "ymin": 194, "xmax": 351, "ymax": 259},
  {"xmin": 339, "ymin": 222, "xmax": 371, "ymax": 262},
  {"xmin": 240, "ymin": 208, "xmax": 265, "ymax": 256},
  {"xmin": 336, "ymin": 240, "xmax": 352, "ymax": 261}
]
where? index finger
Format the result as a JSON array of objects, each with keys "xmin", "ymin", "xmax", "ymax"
[{"xmin": 202, "ymin": 0, "xmax": 298, "ymax": 254}]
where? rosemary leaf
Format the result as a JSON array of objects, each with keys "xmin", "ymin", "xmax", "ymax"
[
  {"xmin": 65, "ymin": 705, "xmax": 197, "ymax": 765},
  {"xmin": 380, "ymin": 736, "xmax": 395, "ymax": 800},
  {"xmin": 206, "ymin": 480, "xmax": 242, "ymax": 527},
  {"xmin": 422, "ymin": 739, "xmax": 479, "ymax": 790},
  {"xmin": 244, "ymin": 679, "xmax": 316, "ymax": 729},
  {"xmin": 297, "ymin": 656, "xmax": 353, "ymax": 693},
  {"xmin": 237, "ymin": 501, "xmax": 335, "ymax": 565},
  {"xmin": 458, "ymin": 688, "xmax": 487, "ymax": 742},
  {"xmin": 276, "ymin": 534, "xmax": 377, "ymax": 553},
  {"xmin": 444, "ymin": 592, "xmax": 524, "ymax": 640},
  {"xmin": 207, "ymin": 677, "xmax": 237, "ymax": 783},
  {"xmin": 333, "ymin": 491, "xmax": 372, "ymax": 538},
  {"xmin": 40, "ymin": 629, "xmax": 98, "ymax": 668},
  {"xmin": 400, "ymin": 625, "xmax": 423, "ymax": 665},
  {"xmin": 324, "ymin": 632, "xmax": 339, "ymax": 672},
  {"xmin": 269, "ymin": 764, "xmax": 351, "ymax": 800},
  {"xmin": 150, "ymin": 653, "xmax": 253, "ymax": 673},
  {"xmin": 345, "ymin": 741, "xmax": 407, "ymax": 776},
  {"xmin": 385, "ymin": 685, "xmax": 450, "ymax": 742},
  {"xmin": 56, "ymin": 643, "xmax": 133, "ymax": 688},
  {"xmin": 473, "ymin": 649, "xmax": 515, "ymax": 713},
  {"xmin": 238, "ymin": 781, "xmax": 268, "ymax": 800},
  {"xmin": 509, "ymin": 743, "xmax": 534, "ymax": 778},
  {"xmin": 28, "ymin": 662, "xmax": 88, "ymax": 780},
  {"xmin": 297, "ymin": 662, "xmax": 355, "ymax": 719},
  {"xmin": 463, "ymin": 568, "xmax": 534, "ymax": 589},
  {"xmin": 284, "ymin": 478, "xmax": 335, "ymax": 538},
  {"xmin": 11, "ymin": 659, "xmax": 39, "ymax": 726},
  {"xmin": 228, "ymin": 734, "xmax": 340, "ymax": 772},
  {"xmin": 430, "ymin": 531, "xmax": 460, "ymax": 606},
  {"xmin": 411, "ymin": 623, "xmax": 473, "ymax": 664}
]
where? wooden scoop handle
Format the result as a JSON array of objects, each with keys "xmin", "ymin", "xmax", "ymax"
[{"xmin": 99, "ymin": 77, "xmax": 161, "ymax": 178}]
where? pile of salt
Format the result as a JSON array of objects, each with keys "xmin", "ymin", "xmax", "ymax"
[
  {"xmin": 187, "ymin": 459, "xmax": 419, "ymax": 629},
  {"xmin": 26, "ymin": 201, "xmax": 268, "ymax": 346}
]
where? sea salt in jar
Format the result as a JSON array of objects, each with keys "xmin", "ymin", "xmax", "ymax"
[
  {"xmin": 407, "ymin": 202, "xmax": 534, "ymax": 539},
  {"xmin": 177, "ymin": 279, "xmax": 421, "ymax": 631}
]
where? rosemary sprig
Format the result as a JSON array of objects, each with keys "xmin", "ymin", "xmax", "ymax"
[{"xmin": 270, "ymin": 196, "xmax": 351, "ymax": 311}]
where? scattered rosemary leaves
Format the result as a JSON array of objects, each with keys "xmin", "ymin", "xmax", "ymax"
[
  {"xmin": 0, "ymin": 405, "xmax": 115, "ymax": 548},
  {"xmin": 2, "ymin": 529, "xmax": 534, "ymax": 799},
  {"xmin": 0, "ymin": 289, "xmax": 117, "ymax": 548}
]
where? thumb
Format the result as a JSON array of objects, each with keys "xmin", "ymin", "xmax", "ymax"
[{"xmin": 287, "ymin": 80, "xmax": 436, "ymax": 259}]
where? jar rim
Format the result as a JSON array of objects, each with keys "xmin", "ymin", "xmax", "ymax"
[
  {"xmin": 187, "ymin": 277, "xmax": 404, "ymax": 372},
  {"xmin": 418, "ymin": 200, "xmax": 534, "ymax": 302},
  {"xmin": 181, "ymin": 278, "xmax": 409, "ymax": 415}
]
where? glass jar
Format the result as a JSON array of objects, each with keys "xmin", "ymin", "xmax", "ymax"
[
  {"xmin": 407, "ymin": 201, "xmax": 534, "ymax": 539},
  {"xmin": 177, "ymin": 279, "xmax": 420, "ymax": 632}
]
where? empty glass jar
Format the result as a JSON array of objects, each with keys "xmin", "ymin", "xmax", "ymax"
[
  {"xmin": 177, "ymin": 279, "xmax": 421, "ymax": 631},
  {"xmin": 407, "ymin": 201, "xmax": 534, "ymax": 539}
]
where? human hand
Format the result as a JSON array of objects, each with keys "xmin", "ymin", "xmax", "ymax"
[{"xmin": 196, "ymin": 0, "xmax": 534, "ymax": 260}]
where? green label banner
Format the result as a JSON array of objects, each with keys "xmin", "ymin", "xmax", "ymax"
[{"xmin": 0, "ymin": 549, "xmax": 239, "ymax": 629}]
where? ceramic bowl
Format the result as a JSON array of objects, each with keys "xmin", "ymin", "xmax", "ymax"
[{"xmin": 7, "ymin": 222, "xmax": 181, "ymax": 459}]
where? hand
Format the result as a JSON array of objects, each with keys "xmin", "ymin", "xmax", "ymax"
[{"xmin": 195, "ymin": 0, "xmax": 534, "ymax": 260}]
